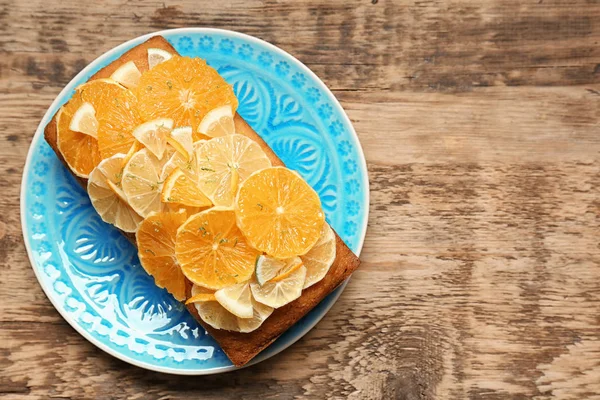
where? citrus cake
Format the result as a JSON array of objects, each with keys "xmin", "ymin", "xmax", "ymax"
[{"xmin": 43, "ymin": 35, "xmax": 361, "ymax": 367}]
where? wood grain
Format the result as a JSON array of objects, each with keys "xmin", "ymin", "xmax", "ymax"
[{"xmin": 1, "ymin": 0, "xmax": 600, "ymax": 399}]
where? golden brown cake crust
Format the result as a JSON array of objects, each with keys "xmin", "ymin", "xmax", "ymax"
[{"xmin": 43, "ymin": 35, "xmax": 361, "ymax": 367}]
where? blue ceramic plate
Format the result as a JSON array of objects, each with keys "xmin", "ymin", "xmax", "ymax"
[{"xmin": 21, "ymin": 28, "xmax": 368, "ymax": 374}]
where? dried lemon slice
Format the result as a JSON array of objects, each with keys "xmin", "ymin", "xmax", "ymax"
[{"xmin": 136, "ymin": 210, "xmax": 189, "ymax": 301}]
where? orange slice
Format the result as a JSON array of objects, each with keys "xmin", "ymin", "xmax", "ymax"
[
  {"xmin": 161, "ymin": 167, "xmax": 212, "ymax": 208},
  {"xmin": 190, "ymin": 285, "xmax": 273, "ymax": 333},
  {"xmin": 175, "ymin": 208, "xmax": 259, "ymax": 290},
  {"xmin": 57, "ymin": 79, "xmax": 126, "ymax": 177},
  {"xmin": 87, "ymin": 153, "xmax": 142, "ymax": 232},
  {"xmin": 134, "ymin": 56, "xmax": 238, "ymax": 140},
  {"xmin": 235, "ymin": 167, "xmax": 325, "ymax": 259},
  {"xmin": 136, "ymin": 210, "xmax": 188, "ymax": 301},
  {"xmin": 97, "ymin": 88, "xmax": 143, "ymax": 160}
]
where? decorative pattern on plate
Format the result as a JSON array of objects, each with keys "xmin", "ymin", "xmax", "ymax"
[{"xmin": 22, "ymin": 29, "xmax": 368, "ymax": 375}]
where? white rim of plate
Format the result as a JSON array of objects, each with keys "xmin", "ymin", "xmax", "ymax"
[{"xmin": 20, "ymin": 28, "xmax": 370, "ymax": 375}]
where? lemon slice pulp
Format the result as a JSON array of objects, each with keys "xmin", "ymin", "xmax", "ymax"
[
  {"xmin": 194, "ymin": 134, "xmax": 271, "ymax": 207},
  {"xmin": 301, "ymin": 223, "xmax": 337, "ymax": 289},
  {"xmin": 121, "ymin": 148, "xmax": 170, "ymax": 217},
  {"xmin": 197, "ymin": 105, "xmax": 235, "ymax": 137},
  {"xmin": 68, "ymin": 102, "xmax": 98, "ymax": 138},
  {"xmin": 250, "ymin": 262, "xmax": 306, "ymax": 308},
  {"xmin": 191, "ymin": 285, "xmax": 273, "ymax": 333},
  {"xmin": 110, "ymin": 61, "xmax": 142, "ymax": 89},
  {"xmin": 132, "ymin": 118, "xmax": 173, "ymax": 160},
  {"xmin": 168, "ymin": 126, "xmax": 194, "ymax": 160},
  {"xmin": 214, "ymin": 281, "xmax": 254, "ymax": 318},
  {"xmin": 87, "ymin": 153, "xmax": 142, "ymax": 232},
  {"xmin": 148, "ymin": 48, "xmax": 173, "ymax": 69}
]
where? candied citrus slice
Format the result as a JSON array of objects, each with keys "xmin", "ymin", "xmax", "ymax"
[
  {"xmin": 197, "ymin": 105, "xmax": 235, "ymax": 137},
  {"xmin": 97, "ymin": 88, "xmax": 143, "ymax": 160},
  {"xmin": 194, "ymin": 134, "xmax": 271, "ymax": 207},
  {"xmin": 190, "ymin": 285, "xmax": 273, "ymax": 332},
  {"xmin": 148, "ymin": 48, "xmax": 172, "ymax": 69},
  {"xmin": 175, "ymin": 208, "xmax": 259, "ymax": 290},
  {"xmin": 250, "ymin": 264, "xmax": 307, "ymax": 308},
  {"xmin": 69, "ymin": 102, "xmax": 98, "ymax": 138},
  {"xmin": 57, "ymin": 79, "xmax": 126, "ymax": 177},
  {"xmin": 255, "ymin": 255, "xmax": 303, "ymax": 286},
  {"xmin": 161, "ymin": 167, "xmax": 212, "ymax": 208},
  {"xmin": 121, "ymin": 148, "xmax": 170, "ymax": 217},
  {"xmin": 132, "ymin": 118, "xmax": 173, "ymax": 160},
  {"xmin": 110, "ymin": 61, "xmax": 142, "ymax": 89},
  {"xmin": 134, "ymin": 56, "xmax": 238, "ymax": 138},
  {"xmin": 214, "ymin": 281, "xmax": 253, "ymax": 318},
  {"xmin": 235, "ymin": 167, "xmax": 325, "ymax": 258},
  {"xmin": 301, "ymin": 223, "xmax": 336, "ymax": 289},
  {"xmin": 136, "ymin": 210, "xmax": 188, "ymax": 301},
  {"xmin": 87, "ymin": 153, "xmax": 142, "ymax": 232},
  {"xmin": 168, "ymin": 126, "xmax": 194, "ymax": 160}
]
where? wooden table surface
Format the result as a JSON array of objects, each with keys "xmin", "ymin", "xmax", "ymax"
[{"xmin": 2, "ymin": 1, "xmax": 600, "ymax": 399}]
